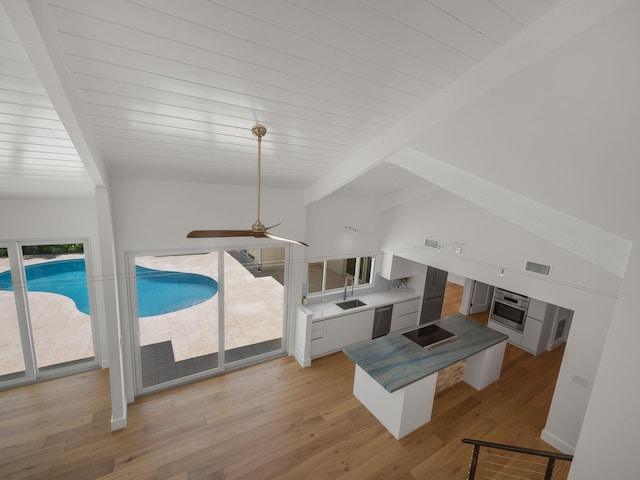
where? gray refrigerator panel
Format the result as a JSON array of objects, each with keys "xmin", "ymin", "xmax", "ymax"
[
  {"xmin": 420, "ymin": 296, "xmax": 444, "ymax": 324},
  {"xmin": 423, "ymin": 267, "xmax": 448, "ymax": 300}
]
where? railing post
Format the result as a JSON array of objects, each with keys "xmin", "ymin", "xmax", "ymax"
[
  {"xmin": 544, "ymin": 458, "xmax": 557, "ymax": 480},
  {"xmin": 468, "ymin": 444, "xmax": 480, "ymax": 479}
]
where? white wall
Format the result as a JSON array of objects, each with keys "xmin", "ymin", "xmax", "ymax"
[
  {"xmin": 0, "ymin": 196, "xmax": 97, "ymax": 239},
  {"xmin": 569, "ymin": 243, "xmax": 639, "ymax": 478},
  {"xmin": 376, "ymin": 1, "xmax": 640, "ymax": 475},
  {"xmin": 304, "ymin": 194, "xmax": 383, "ymax": 299},
  {"xmin": 409, "ymin": 1, "xmax": 640, "ymax": 242},
  {"xmin": 108, "ymin": 177, "xmax": 306, "ymax": 399},
  {"xmin": 305, "ymin": 194, "xmax": 381, "ymax": 260}
]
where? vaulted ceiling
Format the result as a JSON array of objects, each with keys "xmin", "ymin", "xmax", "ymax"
[{"xmin": 0, "ymin": 0, "xmax": 564, "ymax": 199}]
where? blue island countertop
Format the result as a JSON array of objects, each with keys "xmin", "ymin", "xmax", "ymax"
[{"xmin": 343, "ymin": 314, "xmax": 508, "ymax": 393}]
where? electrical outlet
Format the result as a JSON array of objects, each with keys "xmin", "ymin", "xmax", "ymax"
[{"xmin": 572, "ymin": 374, "xmax": 590, "ymax": 389}]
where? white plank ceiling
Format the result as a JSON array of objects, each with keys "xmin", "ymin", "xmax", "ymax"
[{"xmin": 0, "ymin": 0, "xmax": 563, "ymax": 198}]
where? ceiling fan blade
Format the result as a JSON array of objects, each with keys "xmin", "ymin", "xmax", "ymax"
[
  {"xmin": 187, "ymin": 229, "xmax": 258, "ymax": 238},
  {"xmin": 264, "ymin": 232, "xmax": 309, "ymax": 247}
]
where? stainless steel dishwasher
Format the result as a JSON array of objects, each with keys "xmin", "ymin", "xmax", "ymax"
[{"xmin": 372, "ymin": 304, "xmax": 393, "ymax": 339}]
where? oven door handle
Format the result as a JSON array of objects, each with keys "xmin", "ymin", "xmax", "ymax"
[{"xmin": 494, "ymin": 299, "xmax": 527, "ymax": 311}]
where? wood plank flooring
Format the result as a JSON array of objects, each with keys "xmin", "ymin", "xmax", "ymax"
[{"xmin": 0, "ymin": 284, "xmax": 570, "ymax": 479}]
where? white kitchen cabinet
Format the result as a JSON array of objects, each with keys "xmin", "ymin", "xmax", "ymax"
[
  {"xmin": 488, "ymin": 319, "xmax": 523, "ymax": 346},
  {"xmin": 527, "ymin": 298, "xmax": 549, "ymax": 321},
  {"xmin": 351, "ymin": 309, "xmax": 375, "ymax": 344},
  {"xmin": 293, "ymin": 306, "xmax": 314, "ymax": 367},
  {"xmin": 521, "ymin": 317, "xmax": 544, "ymax": 355},
  {"xmin": 321, "ymin": 316, "xmax": 346, "ymax": 353},
  {"xmin": 310, "ymin": 338, "xmax": 323, "ymax": 357},
  {"xmin": 313, "ymin": 308, "xmax": 375, "ymax": 357},
  {"xmin": 523, "ymin": 299, "xmax": 557, "ymax": 355},
  {"xmin": 380, "ymin": 254, "xmax": 417, "ymax": 280},
  {"xmin": 294, "ymin": 293, "xmax": 422, "ymax": 367},
  {"xmin": 390, "ymin": 298, "xmax": 420, "ymax": 332}
]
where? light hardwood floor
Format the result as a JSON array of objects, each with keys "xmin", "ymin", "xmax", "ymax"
[{"xmin": 0, "ymin": 283, "xmax": 570, "ymax": 479}]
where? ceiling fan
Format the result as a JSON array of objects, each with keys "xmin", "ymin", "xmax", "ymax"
[{"xmin": 187, "ymin": 124, "xmax": 308, "ymax": 247}]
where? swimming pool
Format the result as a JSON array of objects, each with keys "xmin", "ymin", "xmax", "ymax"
[{"xmin": 0, "ymin": 259, "xmax": 218, "ymax": 317}]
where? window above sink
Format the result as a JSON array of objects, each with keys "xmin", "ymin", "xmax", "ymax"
[{"xmin": 307, "ymin": 255, "xmax": 374, "ymax": 296}]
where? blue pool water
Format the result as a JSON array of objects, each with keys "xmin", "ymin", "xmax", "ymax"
[{"xmin": 0, "ymin": 259, "xmax": 218, "ymax": 317}]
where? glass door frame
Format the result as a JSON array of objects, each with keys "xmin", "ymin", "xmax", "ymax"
[
  {"xmin": 129, "ymin": 242, "xmax": 291, "ymax": 397},
  {"xmin": 0, "ymin": 238, "xmax": 100, "ymax": 390},
  {"xmin": 0, "ymin": 241, "xmax": 36, "ymax": 387},
  {"xmin": 128, "ymin": 246, "xmax": 225, "ymax": 396}
]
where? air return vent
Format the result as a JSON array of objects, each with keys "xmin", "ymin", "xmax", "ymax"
[
  {"xmin": 525, "ymin": 261, "xmax": 552, "ymax": 276},
  {"xmin": 425, "ymin": 238, "xmax": 440, "ymax": 249}
]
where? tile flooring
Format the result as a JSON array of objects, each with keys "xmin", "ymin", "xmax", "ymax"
[{"xmin": 140, "ymin": 338, "xmax": 282, "ymax": 387}]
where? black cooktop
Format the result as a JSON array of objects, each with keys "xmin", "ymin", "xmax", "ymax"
[{"xmin": 402, "ymin": 324, "xmax": 458, "ymax": 349}]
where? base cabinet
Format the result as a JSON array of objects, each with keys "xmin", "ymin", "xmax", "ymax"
[
  {"xmin": 310, "ymin": 337, "xmax": 323, "ymax": 357},
  {"xmin": 294, "ymin": 296, "xmax": 422, "ymax": 367},
  {"xmin": 521, "ymin": 317, "xmax": 544, "ymax": 354},
  {"xmin": 390, "ymin": 298, "xmax": 420, "ymax": 332},
  {"xmin": 522, "ymin": 299, "xmax": 557, "ymax": 355},
  {"xmin": 313, "ymin": 309, "xmax": 375, "ymax": 357},
  {"xmin": 488, "ymin": 320, "xmax": 523, "ymax": 345}
]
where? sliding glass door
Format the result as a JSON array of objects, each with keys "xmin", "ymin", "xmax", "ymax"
[
  {"xmin": 22, "ymin": 243, "xmax": 95, "ymax": 371},
  {"xmin": 224, "ymin": 247, "xmax": 285, "ymax": 364},
  {"xmin": 0, "ymin": 241, "xmax": 98, "ymax": 388},
  {"xmin": 134, "ymin": 252, "xmax": 221, "ymax": 389},
  {"xmin": 132, "ymin": 245, "xmax": 287, "ymax": 394},
  {"xmin": 0, "ymin": 246, "xmax": 26, "ymax": 382}
]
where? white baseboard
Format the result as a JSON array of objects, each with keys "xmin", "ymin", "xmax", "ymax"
[
  {"xmin": 541, "ymin": 428, "xmax": 575, "ymax": 455},
  {"xmin": 293, "ymin": 350, "xmax": 311, "ymax": 368},
  {"xmin": 110, "ymin": 414, "xmax": 127, "ymax": 431}
]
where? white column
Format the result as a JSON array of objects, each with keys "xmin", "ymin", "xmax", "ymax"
[
  {"xmin": 353, "ymin": 365, "xmax": 437, "ymax": 439},
  {"xmin": 464, "ymin": 340, "xmax": 507, "ymax": 390}
]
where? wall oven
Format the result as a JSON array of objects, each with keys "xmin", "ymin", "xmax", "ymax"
[{"xmin": 490, "ymin": 288, "xmax": 530, "ymax": 332}]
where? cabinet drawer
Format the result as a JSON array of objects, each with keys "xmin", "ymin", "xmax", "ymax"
[
  {"xmin": 310, "ymin": 338, "xmax": 323, "ymax": 357},
  {"xmin": 311, "ymin": 321, "xmax": 324, "ymax": 339},
  {"xmin": 395, "ymin": 312, "xmax": 419, "ymax": 331},
  {"xmin": 394, "ymin": 298, "xmax": 420, "ymax": 316},
  {"xmin": 488, "ymin": 320, "xmax": 523, "ymax": 345}
]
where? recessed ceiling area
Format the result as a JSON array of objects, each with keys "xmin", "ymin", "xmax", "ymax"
[{"xmin": 1, "ymin": 0, "xmax": 564, "ymax": 198}]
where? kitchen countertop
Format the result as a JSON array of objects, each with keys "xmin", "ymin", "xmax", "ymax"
[
  {"xmin": 301, "ymin": 290, "xmax": 421, "ymax": 321},
  {"xmin": 343, "ymin": 314, "xmax": 508, "ymax": 393}
]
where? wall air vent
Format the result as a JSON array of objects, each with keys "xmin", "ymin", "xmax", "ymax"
[
  {"xmin": 525, "ymin": 261, "xmax": 552, "ymax": 276},
  {"xmin": 425, "ymin": 238, "xmax": 440, "ymax": 250}
]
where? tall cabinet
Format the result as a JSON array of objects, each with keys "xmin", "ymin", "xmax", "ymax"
[{"xmin": 521, "ymin": 298, "xmax": 573, "ymax": 355}]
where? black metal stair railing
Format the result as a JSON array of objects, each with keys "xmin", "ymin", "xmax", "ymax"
[{"xmin": 462, "ymin": 438, "xmax": 574, "ymax": 480}]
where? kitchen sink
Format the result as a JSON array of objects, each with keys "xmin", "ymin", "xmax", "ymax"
[{"xmin": 335, "ymin": 299, "xmax": 367, "ymax": 310}]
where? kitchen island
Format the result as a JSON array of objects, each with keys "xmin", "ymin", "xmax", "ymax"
[{"xmin": 343, "ymin": 314, "xmax": 508, "ymax": 439}]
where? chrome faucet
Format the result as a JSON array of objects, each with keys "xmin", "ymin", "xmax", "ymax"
[{"xmin": 343, "ymin": 276, "xmax": 354, "ymax": 300}]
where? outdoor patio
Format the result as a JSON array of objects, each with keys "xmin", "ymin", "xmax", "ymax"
[{"xmin": 0, "ymin": 252, "xmax": 284, "ymax": 378}]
